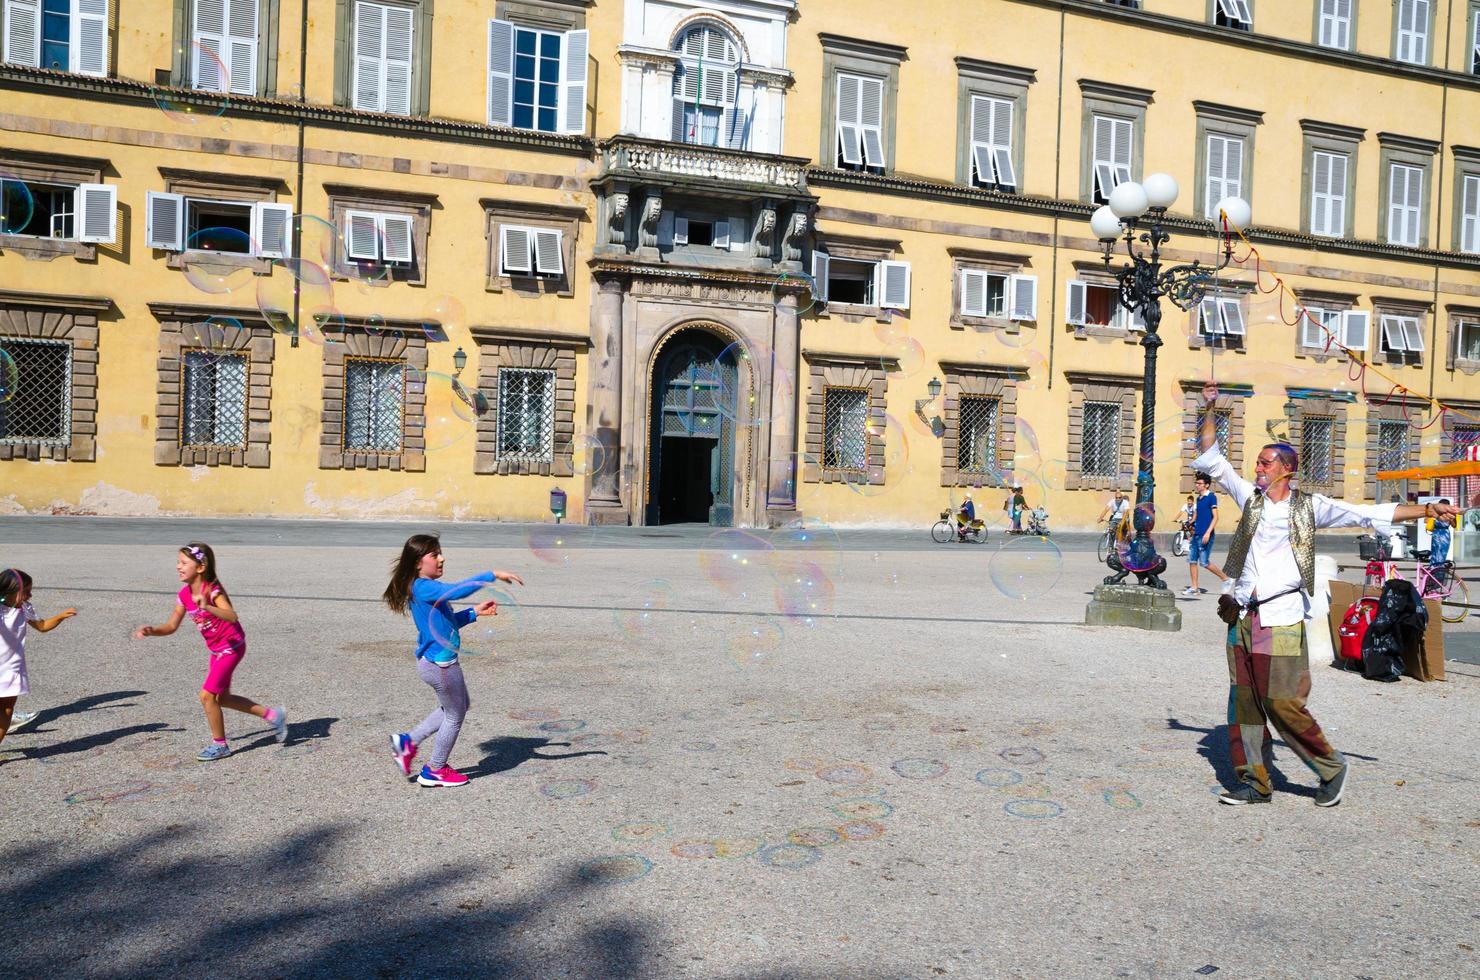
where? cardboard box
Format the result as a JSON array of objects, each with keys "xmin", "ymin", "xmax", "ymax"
[{"xmin": 1326, "ymin": 579, "xmax": 1444, "ymax": 682}]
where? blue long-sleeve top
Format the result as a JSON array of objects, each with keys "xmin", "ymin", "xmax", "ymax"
[{"xmin": 409, "ymin": 572, "xmax": 494, "ymax": 663}]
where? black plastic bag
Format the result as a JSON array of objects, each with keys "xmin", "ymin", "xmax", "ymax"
[{"xmin": 1361, "ymin": 579, "xmax": 1427, "ymax": 683}]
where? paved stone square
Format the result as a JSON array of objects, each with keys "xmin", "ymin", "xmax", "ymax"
[{"xmin": 2, "ymin": 519, "xmax": 1477, "ymax": 978}]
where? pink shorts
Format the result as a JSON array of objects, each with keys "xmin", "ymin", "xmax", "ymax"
[{"xmin": 202, "ymin": 646, "xmax": 245, "ymax": 695}]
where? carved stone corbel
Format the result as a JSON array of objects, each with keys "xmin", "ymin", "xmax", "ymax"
[
  {"xmin": 638, "ymin": 192, "xmax": 663, "ymax": 249},
  {"xmin": 755, "ymin": 205, "xmax": 777, "ymax": 259},
  {"xmin": 783, "ymin": 209, "xmax": 810, "ymax": 262},
  {"xmin": 607, "ymin": 192, "xmax": 629, "ymax": 247}
]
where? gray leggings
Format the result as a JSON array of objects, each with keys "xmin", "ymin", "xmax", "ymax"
[{"xmin": 409, "ymin": 658, "xmax": 470, "ymax": 770}]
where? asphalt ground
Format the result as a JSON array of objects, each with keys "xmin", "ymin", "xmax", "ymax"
[{"xmin": 1, "ymin": 519, "xmax": 1477, "ymax": 979}]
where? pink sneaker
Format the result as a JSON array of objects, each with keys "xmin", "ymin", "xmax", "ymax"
[
  {"xmin": 390, "ymin": 733, "xmax": 417, "ymax": 777},
  {"xmin": 416, "ymin": 764, "xmax": 469, "ymax": 788}
]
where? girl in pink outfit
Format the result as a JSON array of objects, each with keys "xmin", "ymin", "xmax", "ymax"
[{"xmin": 133, "ymin": 543, "xmax": 286, "ymax": 761}]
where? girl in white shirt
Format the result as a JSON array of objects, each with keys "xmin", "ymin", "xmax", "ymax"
[{"xmin": 0, "ymin": 568, "xmax": 76, "ymax": 749}]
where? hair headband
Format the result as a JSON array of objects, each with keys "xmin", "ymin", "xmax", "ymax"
[{"xmin": 184, "ymin": 546, "xmax": 206, "ymax": 562}]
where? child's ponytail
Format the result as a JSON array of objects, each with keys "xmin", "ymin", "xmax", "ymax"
[{"xmin": 384, "ymin": 534, "xmax": 441, "ymax": 615}]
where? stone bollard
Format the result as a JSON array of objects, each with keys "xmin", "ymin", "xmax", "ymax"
[{"xmin": 1085, "ymin": 583, "xmax": 1183, "ymax": 632}]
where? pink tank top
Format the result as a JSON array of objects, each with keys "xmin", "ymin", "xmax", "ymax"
[{"xmin": 178, "ymin": 583, "xmax": 246, "ymax": 654}]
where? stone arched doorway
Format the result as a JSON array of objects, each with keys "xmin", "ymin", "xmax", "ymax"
[{"xmin": 645, "ymin": 328, "xmax": 742, "ymax": 526}]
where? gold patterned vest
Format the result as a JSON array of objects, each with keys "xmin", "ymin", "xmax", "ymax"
[{"xmin": 1222, "ymin": 489, "xmax": 1317, "ymax": 595}]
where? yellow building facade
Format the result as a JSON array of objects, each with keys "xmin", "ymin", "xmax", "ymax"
[{"xmin": 1, "ymin": 0, "xmax": 1478, "ymax": 529}]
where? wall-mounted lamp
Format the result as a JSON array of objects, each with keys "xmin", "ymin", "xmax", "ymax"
[
  {"xmin": 915, "ymin": 376, "xmax": 944, "ymax": 437},
  {"xmin": 452, "ymin": 346, "xmax": 468, "ymax": 376}
]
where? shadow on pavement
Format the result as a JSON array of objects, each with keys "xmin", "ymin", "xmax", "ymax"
[
  {"xmin": 1165, "ymin": 716, "xmax": 1312, "ymax": 797},
  {"xmin": 233, "ymin": 716, "xmax": 339, "ymax": 755},
  {"xmin": 0, "ymin": 823, "xmax": 658, "ymax": 978},
  {"xmin": 466, "ymin": 735, "xmax": 608, "ymax": 779},
  {"xmin": 10, "ymin": 690, "xmax": 146, "ymax": 735},
  {"xmin": 17, "ymin": 722, "xmax": 179, "ymax": 761}
]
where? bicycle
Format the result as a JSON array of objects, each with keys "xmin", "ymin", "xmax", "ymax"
[
  {"xmin": 1170, "ymin": 520, "xmax": 1192, "ymax": 558},
  {"xmin": 932, "ymin": 510, "xmax": 988, "ymax": 544},
  {"xmin": 1096, "ymin": 518, "xmax": 1130, "ymax": 564},
  {"xmin": 1364, "ymin": 557, "xmax": 1471, "ymax": 624}
]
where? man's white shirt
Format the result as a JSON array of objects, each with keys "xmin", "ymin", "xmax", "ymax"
[{"xmin": 1191, "ymin": 445, "xmax": 1397, "ymax": 627}]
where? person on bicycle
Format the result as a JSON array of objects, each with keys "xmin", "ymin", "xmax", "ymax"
[
  {"xmin": 1098, "ymin": 491, "xmax": 1131, "ymax": 542},
  {"xmin": 1183, "ymin": 472, "xmax": 1229, "ymax": 597},
  {"xmin": 1177, "ymin": 495, "xmax": 1196, "ymax": 533},
  {"xmin": 956, "ymin": 493, "xmax": 976, "ymax": 542}
]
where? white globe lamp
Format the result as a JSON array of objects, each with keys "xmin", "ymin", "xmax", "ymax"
[
  {"xmin": 1090, "ymin": 205, "xmax": 1123, "ymax": 241},
  {"xmin": 1215, "ymin": 196, "xmax": 1253, "ymax": 230},
  {"xmin": 1107, "ymin": 180, "xmax": 1149, "ymax": 220},
  {"xmin": 1143, "ymin": 172, "xmax": 1179, "ymax": 210}
]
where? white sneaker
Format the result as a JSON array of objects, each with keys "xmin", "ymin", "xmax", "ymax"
[
  {"xmin": 1181, "ymin": 587, "xmax": 1198, "ymax": 597},
  {"xmin": 9, "ymin": 710, "xmax": 39, "ymax": 732}
]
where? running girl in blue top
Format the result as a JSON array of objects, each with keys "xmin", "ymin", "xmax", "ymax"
[{"xmin": 382, "ymin": 533, "xmax": 524, "ymax": 788}]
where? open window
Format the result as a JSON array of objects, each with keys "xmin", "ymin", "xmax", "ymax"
[
  {"xmin": 1196, "ymin": 297, "xmax": 1247, "ymax": 348},
  {"xmin": 1379, "ymin": 314, "xmax": 1425, "ymax": 365},
  {"xmin": 146, "ymin": 191, "xmax": 292, "ymax": 258},
  {"xmin": 1066, "ymin": 280, "xmax": 1142, "ymax": 332},
  {"xmin": 1213, "ymin": 0, "xmax": 1253, "ymax": 31},
  {"xmin": 0, "ymin": 177, "xmax": 114, "ymax": 244}
]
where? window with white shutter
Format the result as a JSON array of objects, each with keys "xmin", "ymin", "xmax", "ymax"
[
  {"xmin": 836, "ymin": 71, "xmax": 885, "ymax": 170},
  {"xmin": 146, "ymin": 191, "xmax": 293, "ymax": 259},
  {"xmin": 1067, "ymin": 280, "xmax": 1138, "ymax": 330},
  {"xmin": 1213, "ymin": 0, "xmax": 1252, "ymax": 30},
  {"xmin": 353, "ymin": 1, "xmax": 413, "ymax": 115},
  {"xmin": 1342, "ymin": 309, "xmax": 1370, "ymax": 350},
  {"xmin": 1459, "ymin": 173, "xmax": 1480, "ymax": 253},
  {"xmin": 7, "ymin": 0, "xmax": 106, "ymax": 74},
  {"xmin": 1008, "ymin": 274, "xmax": 1037, "ymax": 322},
  {"xmin": 970, "ymin": 95, "xmax": 1015, "ymax": 191},
  {"xmin": 878, "ymin": 260, "xmax": 910, "ymax": 310},
  {"xmin": 1198, "ymin": 297, "xmax": 1247, "ymax": 345},
  {"xmin": 672, "ymin": 24, "xmax": 741, "ymax": 148},
  {"xmin": 959, "ymin": 270, "xmax": 1012, "ymax": 320},
  {"xmin": 1386, "ymin": 162, "xmax": 1423, "ymax": 247},
  {"xmin": 74, "ymin": 182, "xmax": 114, "ymax": 243},
  {"xmin": 499, "ymin": 224, "xmax": 563, "ymax": 278},
  {"xmin": 1395, "ymin": 0, "xmax": 1430, "ymax": 65},
  {"xmin": 193, "ymin": 0, "xmax": 258, "ymax": 94},
  {"xmin": 1380, "ymin": 314, "xmax": 1425, "ymax": 361},
  {"xmin": 1204, "ymin": 134, "xmax": 1244, "ymax": 219},
  {"xmin": 341, "ymin": 209, "xmax": 414, "ymax": 265},
  {"xmin": 1317, "ymin": 0, "xmax": 1352, "ymax": 49},
  {"xmin": 1091, "ymin": 114, "xmax": 1133, "ymax": 205},
  {"xmin": 1310, "ymin": 150, "xmax": 1348, "ymax": 237},
  {"xmin": 1299, "ymin": 306, "xmax": 1342, "ymax": 351},
  {"xmin": 496, "ymin": 22, "xmax": 584, "ymax": 134}
]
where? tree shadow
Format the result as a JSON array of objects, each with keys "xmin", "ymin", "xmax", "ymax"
[
  {"xmin": 11, "ymin": 690, "xmax": 146, "ymax": 735},
  {"xmin": 0, "ymin": 820, "xmax": 659, "ymax": 978},
  {"xmin": 465, "ymin": 735, "xmax": 608, "ymax": 779},
  {"xmin": 17, "ymin": 722, "xmax": 180, "ymax": 761},
  {"xmin": 232, "ymin": 716, "xmax": 339, "ymax": 755}
]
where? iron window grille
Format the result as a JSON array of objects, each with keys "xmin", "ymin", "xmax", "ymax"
[
  {"xmin": 1214, "ymin": 409, "xmax": 1233, "ymax": 458},
  {"xmin": 1082, "ymin": 401, "xmax": 1121, "ymax": 478},
  {"xmin": 344, "ymin": 357, "xmax": 404, "ymax": 452},
  {"xmin": 1300, "ymin": 416, "xmax": 1336, "ymax": 486},
  {"xmin": 496, "ymin": 368, "xmax": 555, "ymax": 462},
  {"xmin": 181, "ymin": 350, "xmax": 249, "ymax": 449},
  {"xmin": 957, "ymin": 396, "xmax": 1000, "ymax": 474},
  {"xmin": 823, "ymin": 387, "xmax": 869, "ymax": 471},
  {"xmin": 0, "ymin": 338, "xmax": 71, "ymax": 445},
  {"xmin": 1376, "ymin": 419, "xmax": 1411, "ymax": 501}
]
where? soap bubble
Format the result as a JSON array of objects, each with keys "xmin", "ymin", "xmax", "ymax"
[
  {"xmin": 0, "ymin": 350, "xmax": 17, "ymax": 404},
  {"xmin": 527, "ymin": 524, "xmax": 596, "ymax": 565},
  {"xmin": 184, "ymin": 316, "xmax": 242, "ymax": 355},
  {"xmin": 0, "ymin": 175, "xmax": 35, "ymax": 235},
  {"xmin": 731, "ymin": 617, "xmax": 784, "ymax": 669},
  {"xmin": 182, "ymin": 228, "xmax": 257, "ymax": 293},
  {"xmin": 426, "ymin": 580, "xmax": 521, "ymax": 659},
  {"xmin": 430, "ymin": 296, "xmax": 465, "ymax": 337},
  {"xmin": 564, "ymin": 433, "xmax": 607, "ymax": 477},
  {"xmin": 413, "ymin": 369, "xmax": 488, "ymax": 452},
  {"xmin": 614, "ymin": 579, "xmax": 676, "ymax": 639},
  {"xmin": 875, "ymin": 322, "xmax": 928, "ymax": 379},
  {"xmin": 989, "ymin": 535, "xmax": 1063, "ymax": 600},
  {"xmin": 842, "ymin": 413, "xmax": 911, "ymax": 497},
  {"xmin": 295, "ymin": 215, "xmax": 340, "ymax": 267},
  {"xmin": 257, "ymin": 258, "xmax": 339, "ymax": 342},
  {"xmin": 699, "ymin": 528, "xmax": 772, "ymax": 598},
  {"xmin": 771, "ymin": 555, "xmax": 835, "ymax": 623},
  {"xmin": 153, "ymin": 46, "xmax": 229, "ymax": 123}
]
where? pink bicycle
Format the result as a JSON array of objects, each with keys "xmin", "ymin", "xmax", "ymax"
[{"xmin": 1363, "ymin": 559, "xmax": 1470, "ymax": 624}]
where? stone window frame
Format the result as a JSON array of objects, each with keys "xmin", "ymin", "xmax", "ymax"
[
  {"xmin": 1186, "ymin": 280, "xmax": 1253, "ymax": 353},
  {"xmin": 1449, "ymin": 145, "xmax": 1480, "ymax": 254},
  {"xmin": 814, "ymin": 233, "xmax": 903, "ymax": 322},
  {"xmin": 149, "ymin": 303, "xmax": 274, "ymax": 468},
  {"xmin": 1078, "ymin": 80, "xmax": 1152, "ymax": 206},
  {"xmin": 1311, "ymin": 0, "xmax": 1360, "ymax": 51},
  {"xmin": 1192, "ymin": 101, "xmax": 1261, "ymax": 222},
  {"xmin": 332, "ymin": 0, "xmax": 435, "ymax": 116},
  {"xmin": 1066, "ymin": 259, "xmax": 1142, "ymax": 344},
  {"xmin": 1391, "ymin": 0, "xmax": 1437, "ymax": 66},
  {"xmin": 1291, "ymin": 288, "xmax": 1359, "ymax": 361},
  {"xmin": 1064, "ymin": 371, "xmax": 1139, "ymax": 492},
  {"xmin": 1207, "ymin": 0, "xmax": 1255, "ymax": 31},
  {"xmin": 1371, "ymin": 296, "xmax": 1431, "ymax": 368},
  {"xmin": 324, "ymin": 183, "xmax": 436, "ymax": 288},
  {"xmin": 0, "ymin": 290, "xmax": 108, "ymax": 463},
  {"xmin": 494, "ymin": 0, "xmax": 587, "ymax": 31},
  {"xmin": 939, "ymin": 361, "xmax": 1023, "ymax": 488},
  {"xmin": 1179, "ymin": 380, "xmax": 1250, "ymax": 493},
  {"xmin": 1363, "ymin": 395, "xmax": 1422, "ymax": 501},
  {"xmin": 801, "ymin": 351, "xmax": 888, "ymax": 486},
  {"xmin": 1376, "ymin": 133, "xmax": 1438, "ymax": 248},
  {"xmin": 168, "ymin": 0, "xmax": 282, "ymax": 96},
  {"xmin": 953, "ymin": 58, "xmax": 1034, "ymax": 193},
  {"xmin": 948, "ymin": 247, "xmax": 1034, "ymax": 336},
  {"xmin": 1286, "ymin": 389, "xmax": 1353, "ymax": 495},
  {"xmin": 818, "ymin": 33, "xmax": 907, "ymax": 175},
  {"xmin": 159, "ymin": 168, "xmax": 286, "ymax": 278},
  {"xmin": 0, "ymin": 149, "xmax": 110, "ymax": 262},
  {"xmin": 481, "ymin": 198, "xmax": 584, "ymax": 298},
  {"xmin": 318, "ymin": 317, "xmax": 430, "ymax": 472},
  {"xmin": 1441, "ymin": 403, "xmax": 1480, "ymax": 465},
  {"xmin": 1299, "ymin": 119, "xmax": 1364, "ymax": 239},
  {"xmin": 470, "ymin": 325, "xmax": 586, "ymax": 476},
  {"xmin": 1445, "ymin": 304, "xmax": 1480, "ymax": 375}
]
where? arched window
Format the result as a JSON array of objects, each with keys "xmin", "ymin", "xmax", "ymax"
[{"xmin": 671, "ymin": 23, "xmax": 741, "ymax": 148}]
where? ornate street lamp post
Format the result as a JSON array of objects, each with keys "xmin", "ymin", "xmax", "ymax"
[{"xmin": 1090, "ymin": 175, "xmax": 1250, "ymax": 589}]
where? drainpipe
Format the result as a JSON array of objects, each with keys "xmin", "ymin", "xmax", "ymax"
[{"xmin": 289, "ymin": 0, "xmax": 309, "ymax": 348}]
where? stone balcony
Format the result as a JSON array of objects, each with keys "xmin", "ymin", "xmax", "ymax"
[{"xmin": 596, "ymin": 135, "xmax": 812, "ymax": 199}]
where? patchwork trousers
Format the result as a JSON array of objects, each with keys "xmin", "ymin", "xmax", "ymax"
[{"xmin": 1226, "ymin": 610, "xmax": 1345, "ymax": 795}]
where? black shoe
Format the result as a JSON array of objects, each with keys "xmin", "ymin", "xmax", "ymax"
[
  {"xmin": 1218, "ymin": 784, "xmax": 1272, "ymax": 805},
  {"xmin": 1315, "ymin": 764, "xmax": 1348, "ymax": 807}
]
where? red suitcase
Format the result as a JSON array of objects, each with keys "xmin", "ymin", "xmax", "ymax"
[{"xmin": 1337, "ymin": 596, "xmax": 1380, "ymax": 667}]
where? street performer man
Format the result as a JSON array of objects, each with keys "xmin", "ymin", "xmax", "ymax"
[{"xmin": 1194, "ymin": 383, "xmax": 1456, "ymax": 807}]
